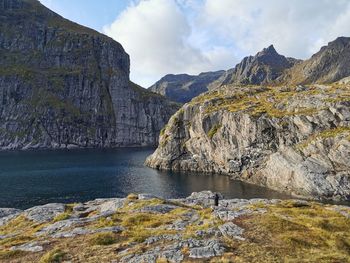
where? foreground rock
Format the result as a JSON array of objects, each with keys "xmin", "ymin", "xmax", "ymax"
[
  {"xmin": 0, "ymin": 191, "xmax": 349, "ymax": 262},
  {"xmin": 146, "ymin": 84, "xmax": 350, "ymax": 201}
]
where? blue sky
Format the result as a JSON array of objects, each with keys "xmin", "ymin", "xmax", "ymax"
[
  {"xmin": 39, "ymin": 0, "xmax": 350, "ymax": 87},
  {"xmin": 39, "ymin": 0, "xmax": 131, "ymax": 32}
]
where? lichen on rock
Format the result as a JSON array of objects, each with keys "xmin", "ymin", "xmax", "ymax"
[{"xmin": 146, "ymin": 84, "xmax": 350, "ymax": 201}]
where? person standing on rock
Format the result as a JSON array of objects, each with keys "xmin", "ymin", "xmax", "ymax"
[{"xmin": 214, "ymin": 193, "xmax": 219, "ymax": 206}]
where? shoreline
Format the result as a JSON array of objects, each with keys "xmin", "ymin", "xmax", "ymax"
[{"xmin": 1, "ymin": 191, "xmax": 349, "ymax": 262}]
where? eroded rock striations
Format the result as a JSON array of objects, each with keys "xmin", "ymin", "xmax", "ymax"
[
  {"xmin": 0, "ymin": 0, "xmax": 178, "ymax": 149},
  {"xmin": 146, "ymin": 85, "xmax": 350, "ymax": 200}
]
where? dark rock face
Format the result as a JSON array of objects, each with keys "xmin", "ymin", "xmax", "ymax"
[
  {"xmin": 279, "ymin": 37, "xmax": 350, "ymax": 85},
  {"xmin": 221, "ymin": 45, "xmax": 300, "ymax": 86},
  {"xmin": 149, "ymin": 71, "xmax": 225, "ymax": 103},
  {"xmin": 0, "ymin": 0, "xmax": 178, "ymax": 149}
]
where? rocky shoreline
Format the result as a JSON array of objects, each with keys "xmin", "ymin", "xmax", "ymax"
[
  {"xmin": 146, "ymin": 84, "xmax": 350, "ymax": 201},
  {"xmin": 0, "ymin": 191, "xmax": 349, "ymax": 262}
]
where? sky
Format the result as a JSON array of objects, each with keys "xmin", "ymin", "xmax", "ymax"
[{"xmin": 39, "ymin": 0, "xmax": 350, "ymax": 87}]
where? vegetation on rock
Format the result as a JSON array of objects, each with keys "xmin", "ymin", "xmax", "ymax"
[{"xmin": 0, "ymin": 192, "xmax": 349, "ymax": 262}]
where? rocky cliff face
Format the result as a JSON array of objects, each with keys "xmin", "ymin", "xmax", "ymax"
[
  {"xmin": 221, "ymin": 45, "xmax": 299, "ymax": 86},
  {"xmin": 279, "ymin": 37, "xmax": 350, "ymax": 85},
  {"xmin": 0, "ymin": 0, "xmax": 178, "ymax": 149},
  {"xmin": 149, "ymin": 71, "xmax": 225, "ymax": 103},
  {"xmin": 146, "ymin": 84, "xmax": 350, "ymax": 200}
]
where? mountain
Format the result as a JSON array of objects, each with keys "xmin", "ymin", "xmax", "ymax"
[
  {"xmin": 150, "ymin": 38, "xmax": 350, "ymax": 104},
  {"xmin": 146, "ymin": 84, "xmax": 350, "ymax": 201},
  {"xmin": 149, "ymin": 71, "xmax": 225, "ymax": 103},
  {"xmin": 221, "ymin": 45, "xmax": 300, "ymax": 85},
  {"xmin": 279, "ymin": 37, "xmax": 350, "ymax": 84},
  {"xmin": 0, "ymin": 0, "xmax": 178, "ymax": 149},
  {"xmin": 149, "ymin": 46, "xmax": 299, "ymax": 103}
]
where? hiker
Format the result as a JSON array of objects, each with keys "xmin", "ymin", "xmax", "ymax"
[{"xmin": 214, "ymin": 193, "xmax": 219, "ymax": 206}]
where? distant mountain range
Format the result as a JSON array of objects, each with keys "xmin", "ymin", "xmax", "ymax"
[
  {"xmin": 150, "ymin": 37, "xmax": 350, "ymax": 103},
  {"xmin": 149, "ymin": 71, "xmax": 224, "ymax": 103}
]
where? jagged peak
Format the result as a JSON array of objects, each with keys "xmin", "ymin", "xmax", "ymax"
[{"xmin": 256, "ymin": 44, "xmax": 280, "ymax": 57}]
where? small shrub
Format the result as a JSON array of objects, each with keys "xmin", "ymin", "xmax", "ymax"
[{"xmin": 127, "ymin": 193, "xmax": 138, "ymax": 200}]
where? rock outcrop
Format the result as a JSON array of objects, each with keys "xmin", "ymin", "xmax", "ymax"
[
  {"xmin": 221, "ymin": 45, "xmax": 300, "ymax": 86},
  {"xmin": 0, "ymin": 191, "xmax": 349, "ymax": 262},
  {"xmin": 149, "ymin": 71, "xmax": 225, "ymax": 103},
  {"xmin": 146, "ymin": 85, "xmax": 350, "ymax": 201},
  {"xmin": 279, "ymin": 37, "xmax": 350, "ymax": 85},
  {"xmin": 0, "ymin": 0, "xmax": 178, "ymax": 149}
]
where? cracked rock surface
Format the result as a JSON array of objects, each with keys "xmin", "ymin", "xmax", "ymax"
[
  {"xmin": 0, "ymin": 191, "xmax": 349, "ymax": 262},
  {"xmin": 146, "ymin": 84, "xmax": 350, "ymax": 201}
]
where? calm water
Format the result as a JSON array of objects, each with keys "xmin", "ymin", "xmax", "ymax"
[{"xmin": 0, "ymin": 148, "xmax": 293, "ymax": 209}]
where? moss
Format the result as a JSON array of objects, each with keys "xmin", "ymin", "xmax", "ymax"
[
  {"xmin": 189, "ymin": 85, "xmax": 333, "ymax": 119},
  {"xmin": 53, "ymin": 212, "xmax": 71, "ymax": 222},
  {"xmin": 208, "ymin": 124, "xmax": 222, "ymax": 139},
  {"xmin": 160, "ymin": 126, "xmax": 167, "ymax": 136},
  {"xmin": 318, "ymin": 126, "xmax": 350, "ymax": 139},
  {"xmin": 39, "ymin": 249, "xmax": 66, "ymax": 263},
  {"xmin": 88, "ymin": 232, "xmax": 117, "ymax": 246},
  {"xmin": 297, "ymin": 126, "xmax": 350, "ymax": 149}
]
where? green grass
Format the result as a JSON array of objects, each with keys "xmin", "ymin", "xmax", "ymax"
[
  {"xmin": 208, "ymin": 124, "xmax": 222, "ymax": 139},
  {"xmin": 39, "ymin": 249, "xmax": 66, "ymax": 263},
  {"xmin": 188, "ymin": 85, "xmax": 336, "ymax": 119},
  {"xmin": 88, "ymin": 232, "xmax": 117, "ymax": 246}
]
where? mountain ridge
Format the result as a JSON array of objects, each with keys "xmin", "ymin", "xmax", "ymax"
[
  {"xmin": 149, "ymin": 70, "xmax": 225, "ymax": 103},
  {"xmin": 149, "ymin": 37, "xmax": 350, "ymax": 103}
]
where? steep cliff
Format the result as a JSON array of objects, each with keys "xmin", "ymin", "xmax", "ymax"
[
  {"xmin": 146, "ymin": 84, "xmax": 350, "ymax": 200},
  {"xmin": 149, "ymin": 71, "xmax": 225, "ymax": 103},
  {"xmin": 0, "ymin": 0, "xmax": 178, "ymax": 149}
]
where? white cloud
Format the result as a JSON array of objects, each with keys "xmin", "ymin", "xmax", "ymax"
[
  {"xmin": 199, "ymin": 0, "xmax": 350, "ymax": 59},
  {"xmin": 104, "ymin": 0, "xmax": 350, "ymax": 87},
  {"xmin": 104, "ymin": 0, "xmax": 223, "ymax": 87}
]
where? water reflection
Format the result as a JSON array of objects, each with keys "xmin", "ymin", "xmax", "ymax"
[{"xmin": 0, "ymin": 147, "xmax": 330, "ymax": 209}]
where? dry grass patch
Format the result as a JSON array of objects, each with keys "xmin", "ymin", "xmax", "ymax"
[
  {"xmin": 39, "ymin": 248, "xmax": 66, "ymax": 263},
  {"xmin": 229, "ymin": 200, "xmax": 350, "ymax": 263},
  {"xmin": 88, "ymin": 232, "xmax": 117, "ymax": 246}
]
